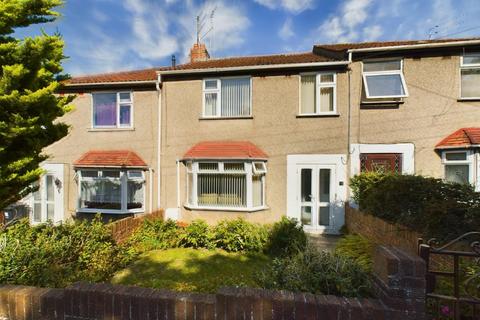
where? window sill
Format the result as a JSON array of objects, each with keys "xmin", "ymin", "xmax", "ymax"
[
  {"xmin": 77, "ymin": 208, "xmax": 144, "ymax": 215},
  {"xmin": 184, "ymin": 204, "xmax": 268, "ymax": 212},
  {"xmin": 199, "ymin": 116, "xmax": 253, "ymax": 121},
  {"xmin": 457, "ymin": 98, "xmax": 480, "ymax": 102},
  {"xmin": 296, "ymin": 113, "xmax": 340, "ymax": 118},
  {"xmin": 88, "ymin": 127, "xmax": 135, "ymax": 132}
]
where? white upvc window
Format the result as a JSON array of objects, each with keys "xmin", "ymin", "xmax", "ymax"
[
  {"xmin": 460, "ymin": 52, "xmax": 480, "ymax": 99},
  {"xmin": 32, "ymin": 175, "xmax": 55, "ymax": 223},
  {"xmin": 77, "ymin": 169, "xmax": 145, "ymax": 214},
  {"xmin": 202, "ymin": 77, "xmax": 252, "ymax": 118},
  {"xmin": 299, "ymin": 72, "xmax": 337, "ymax": 115},
  {"xmin": 92, "ymin": 92, "xmax": 133, "ymax": 128},
  {"xmin": 186, "ymin": 160, "xmax": 266, "ymax": 211},
  {"xmin": 441, "ymin": 150, "xmax": 475, "ymax": 185},
  {"xmin": 362, "ymin": 59, "xmax": 408, "ymax": 99}
]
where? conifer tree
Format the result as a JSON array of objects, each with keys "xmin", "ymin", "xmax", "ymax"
[{"xmin": 0, "ymin": 0, "xmax": 73, "ymax": 209}]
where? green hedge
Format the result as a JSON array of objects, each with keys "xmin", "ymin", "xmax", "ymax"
[
  {"xmin": 0, "ymin": 217, "xmax": 127, "ymax": 288},
  {"xmin": 126, "ymin": 217, "xmax": 306, "ymax": 256},
  {"xmin": 350, "ymin": 172, "xmax": 480, "ymax": 241}
]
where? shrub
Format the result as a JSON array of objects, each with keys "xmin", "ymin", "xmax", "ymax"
[
  {"xmin": 0, "ymin": 216, "xmax": 125, "ymax": 287},
  {"xmin": 125, "ymin": 219, "xmax": 183, "ymax": 254},
  {"xmin": 335, "ymin": 235, "xmax": 374, "ymax": 272},
  {"xmin": 179, "ymin": 220, "xmax": 214, "ymax": 249},
  {"xmin": 264, "ymin": 217, "xmax": 307, "ymax": 257},
  {"xmin": 350, "ymin": 172, "xmax": 480, "ymax": 241},
  {"xmin": 213, "ymin": 218, "xmax": 269, "ymax": 252},
  {"xmin": 258, "ymin": 244, "xmax": 373, "ymax": 298}
]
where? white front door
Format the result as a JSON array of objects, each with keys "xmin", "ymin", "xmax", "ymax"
[
  {"xmin": 31, "ymin": 163, "xmax": 64, "ymax": 224},
  {"xmin": 287, "ymin": 155, "xmax": 346, "ymax": 234}
]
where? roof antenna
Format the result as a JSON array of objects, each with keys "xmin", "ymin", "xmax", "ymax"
[
  {"xmin": 428, "ymin": 25, "xmax": 439, "ymax": 39},
  {"xmin": 195, "ymin": 6, "xmax": 216, "ymax": 54}
]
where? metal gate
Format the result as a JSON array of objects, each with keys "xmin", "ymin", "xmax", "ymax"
[{"xmin": 418, "ymin": 232, "xmax": 480, "ymax": 319}]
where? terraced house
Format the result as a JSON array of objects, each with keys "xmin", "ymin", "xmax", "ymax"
[{"xmin": 20, "ymin": 38, "xmax": 480, "ymax": 234}]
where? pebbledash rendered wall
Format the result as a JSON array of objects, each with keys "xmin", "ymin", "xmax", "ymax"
[{"xmin": 0, "ymin": 245, "xmax": 426, "ymax": 320}]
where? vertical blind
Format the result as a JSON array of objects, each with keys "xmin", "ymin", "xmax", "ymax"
[
  {"xmin": 197, "ymin": 173, "xmax": 247, "ymax": 207},
  {"xmin": 301, "ymin": 75, "xmax": 316, "ymax": 114},
  {"xmin": 220, "ymin": 78, "xmax": 251, "ymax": 117}
]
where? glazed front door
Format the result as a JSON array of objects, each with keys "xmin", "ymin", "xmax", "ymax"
[{"xmin": 298, "ymin": 165, "xmax": 334, "ymax": 230}]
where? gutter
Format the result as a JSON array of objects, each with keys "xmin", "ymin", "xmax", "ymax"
[
  {"xmin": 347, "ymin": 40, "xmax": 480, "ymax": 53},
  {"xmin": 435, "ymin": 145, "xmax": 480, "ymax": 150},
  {"xmin": 156, "ymin": 60, "xmax": 350, "ymax": 75},
  {"xmin": 64, "ymin": 80, "xmax": 157, "ymax": 87}
]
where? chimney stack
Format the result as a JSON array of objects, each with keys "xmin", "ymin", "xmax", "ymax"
[{"xmin": 190, "ymin": 43, "xmax": 210, "ymax": 63}]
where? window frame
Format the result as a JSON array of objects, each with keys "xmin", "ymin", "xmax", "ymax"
[
  {"xmin": 298, "ymin": 72, "xmax": 337, "ymax": 116},
  {"xmin": 460, "ymin": 52, "xmax": 480, "ymax": 100},
  {"xmin": 185, "ymin": 160, "xmax": 267, "ymax": 211},
  {"xmin": 202, "ymin": 76, "xmax": 253, "ymax": 118},
  {"xmin": 77, "ymin": 168, "xmax": 145, "ymax": 214},
  {"xmin": 362, "ymin": 59, "xmax": 409, "ymax": 99},
  {"xmin": 441, "ymin": 150, "xmax": 475, "ymax": 184},
  {"xmin": 91, "ymin": 91, "xmax": 134, "ymax": 129}
]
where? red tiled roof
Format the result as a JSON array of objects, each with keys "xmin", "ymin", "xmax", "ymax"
[
  {"xmin": 66, "ymin": 52, "xmax": 337, "ymax": 85},
  {"xmin": 183, "ymin": 141, "xmax": 268, "ymax": 160},
  {"xmin": 436, "ymin": 128, "xmax": 480, "ymax": 149},
  {"xmin": 314, "ymin": 37, "xmax": 480, "ymax": 52},
  {"xmin": 74, "ymin": 150, "xmax": 148, "ymax": 167},
  {"xmin": 65, "ymin": 68, "xmax": 159, "ymax": 85}
]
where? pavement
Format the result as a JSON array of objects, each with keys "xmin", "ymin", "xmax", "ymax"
[{"xmin": 307, "ymin": 234, "xmax": 343, "ymax": 252}]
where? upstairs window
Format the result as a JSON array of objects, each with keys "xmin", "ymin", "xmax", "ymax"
[
  {"xmin": 442, "ymin": 151, "xmax": 474, "ymax": 185},
  {"xmin": 186, "ymin": 161, "xmax": 266, "ymax": 210},
  {"xmin": 362, "ymin": 60, "xmax": 408, "ymax": 99},
  {"xmin": 300, "ymin": 73, "xmax": 336, "ymax": 115},
  {"xmin": 92, "ymin": 92, "xmax": 133, "ymax": 128},
  {"xmin": 460, "ymin": 52, "xmax": 480, "ymax": 99},
  {"xmin": 203, "ymin": 77, "xmax": 251, "ymax": 118}
]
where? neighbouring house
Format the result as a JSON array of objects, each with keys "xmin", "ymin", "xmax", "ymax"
[{"xmin": 18, "ymin": 37, "xmax": 480, "ymax": 234}]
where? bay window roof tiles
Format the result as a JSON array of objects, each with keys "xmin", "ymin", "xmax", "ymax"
[
  {"xmin": 435, "ymin": 128, "xmax": 480, "ymax": 149},
  {"xmin": 183, "ymin": 141, "xmax": 268, "ymax": 160},
  {"xmin": 74, "ymin": 150, "xmax": 148, "ymax": 167}
]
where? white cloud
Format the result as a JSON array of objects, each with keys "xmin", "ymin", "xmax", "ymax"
[
  {"xmin": 279, "ymin": 18, "xmax": 294, "ymax": 40},
  {"xmin": 363, "ymin": 25, "xmax": 382, "ymax": 41},
  {"xmin": 254, "ymin": 0, "xmax": 314, "ymax": 14}
]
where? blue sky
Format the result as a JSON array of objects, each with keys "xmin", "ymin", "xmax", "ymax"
[{"xmin": 16, "ymin": 0, "xmax": 480, "ymax": 76}]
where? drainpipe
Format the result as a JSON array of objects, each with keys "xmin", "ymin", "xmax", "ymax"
[
  {"xmin": 156, "ymin": 74, "xmax": 162, "ymax": 210},
  {"xmin": 148, "ymin": 168, "xmax": 153, "ymax": 213},
  {"xmin": 176, "ymin": 159, "xmax": 180, "ymax": 209}
]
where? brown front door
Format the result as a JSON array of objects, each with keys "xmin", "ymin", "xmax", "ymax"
[{"xmin": 360, "ymin": 153, "xmax": 403, "ymax": 173}]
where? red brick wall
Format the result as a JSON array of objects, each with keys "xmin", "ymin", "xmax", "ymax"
[
  {"xmin": 345, "ymin": 204, "xmax": 420, "ymax": 255},
  {"xmin": 0, "ymin": 245, "xmax": 425, "ymax": 320},
  {"xmin": 108, "ymin": 209, "xmax": 164, "ymax": 243}
]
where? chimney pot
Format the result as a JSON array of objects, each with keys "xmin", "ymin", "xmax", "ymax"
[
  {"xmin": 171, "ymin": 55, "xmax": 176, "ymax": 68},
  {"xmin": 190, "ymin": 43, "xmax": 210, "ymax": 63}
]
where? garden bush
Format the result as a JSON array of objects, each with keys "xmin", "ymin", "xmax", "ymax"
[
  {"xmin": 179, "ymin": 220, "xmax": 214, "ymax": 249},
  {"xmin": 258, "ymin": 243, "xmax": 373, "ymax": 298},
  {"xmin": 124, "ymin": 219, "xmax": 183, "ymax": 254},
  {"xmin": 0, "ymin": 216, "xmax": 125, "ymax": 288},
  {"xmin": 334, "ymin": 235, "xmax": 373, "ymax": 272},
  {"xmin": 213, "ymin": 218, "xmax": 269, "ymax": 252},
  {"xmin": 264, "ymin": 217, "xmax": 307, "ymax": 257},
  {"xmin": 350, "ymin": 172, "xmax": 480, "ymax": 241}
]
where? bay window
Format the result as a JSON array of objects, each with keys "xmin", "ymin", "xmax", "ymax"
[
  {"xmin": 362, "ymin": 59, "xmax": 408, "ymax": 98},
  {"xmin": 186, "ymin": 161, "xmax": 266, "ymax": 210},
  {"xmin": 442, "ymin": 150, "xmax": 474, "ymax": 185},
  {"xmin": 460, "ymin": 52, "xmax": 480, "ymax": 99},
  {"xmin": 300, "ymin": 73, "xmax": 336, "ymax": 115},
  {"xmin": 203, "ymin": 77, "xmax": 251, "ymax": 118},
  {"xmin": 92, "ymin": 92, "xmax": 133, "ymax": 128},
  {"xmin": 78, "ymin": 169, "xmax": 145, "ymax": 213}
]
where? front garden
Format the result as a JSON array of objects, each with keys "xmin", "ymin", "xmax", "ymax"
[{"xmin": 0, "ymin": 215, "xmax": 373, "ymax": 298}]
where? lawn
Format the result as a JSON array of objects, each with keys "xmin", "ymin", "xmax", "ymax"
[{"xmin": 111, "ymin": 248, "xmax": 271, "ymax": 293}]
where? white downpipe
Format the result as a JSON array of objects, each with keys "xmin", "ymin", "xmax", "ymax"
[
  {"xmin": 148, "ymin": 168, "xmax": 153, "ymax": 213},
  {"xmin": 176, "ymin": 159, "xmax": 180, "ymax": 208},
  {"xmin": 156, "ymin": 75, "xmax": 162, "ymax": 210}
]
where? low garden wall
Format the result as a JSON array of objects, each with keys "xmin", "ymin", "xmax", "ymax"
[
  {"xmin": 0, "ymin": 244, "xmax": 425, "ymax": 320},
  {"xmin": 345, "ymin": 204, "xmax": 420, "ymax": 256},
  {"xmin": 108, "ymin": 209, "xmax": 164, "ymax": 243}
]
